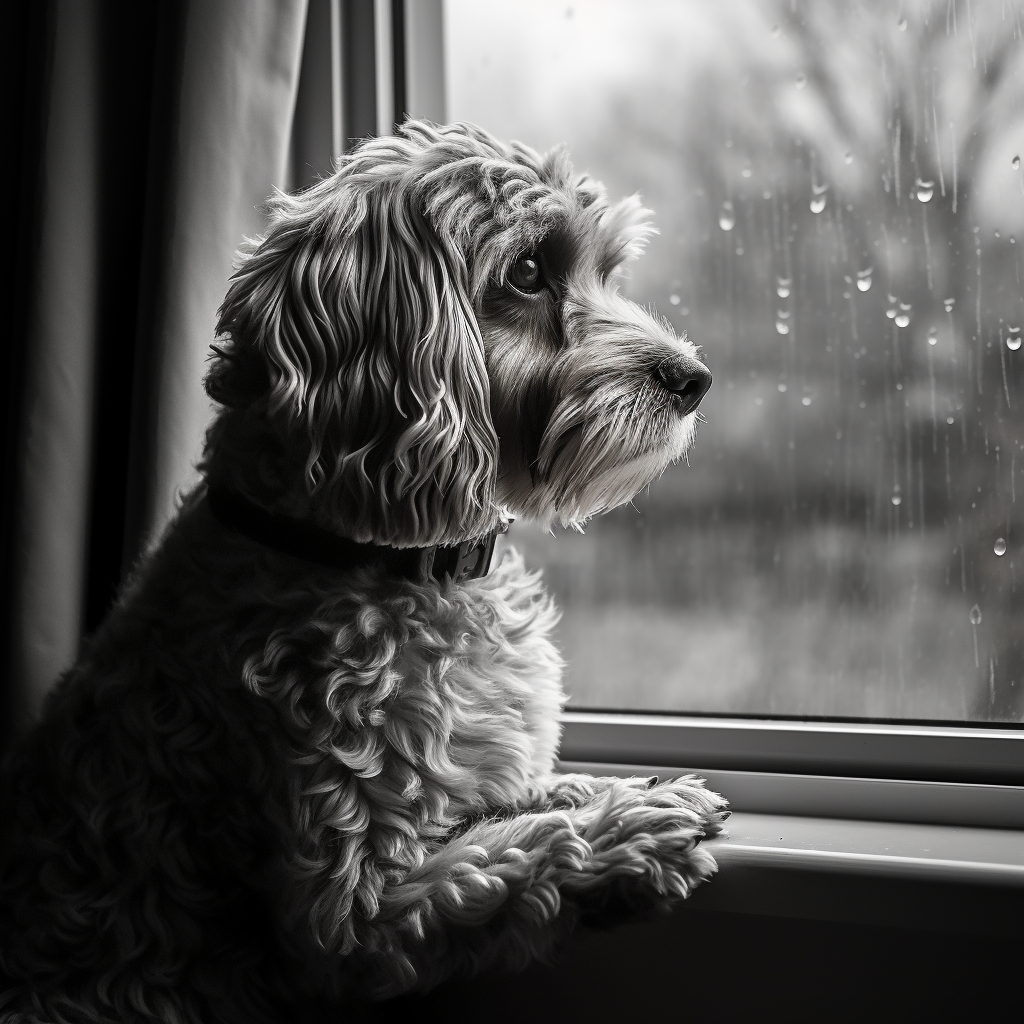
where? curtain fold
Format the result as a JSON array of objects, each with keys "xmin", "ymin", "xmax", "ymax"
[
  {"xmin": 8, "ymin": 0, "xmax": 308, "ymax": 726},
  {"xmin": 143, "ymin": 0, "xmax": 307, "ymax": 551}
]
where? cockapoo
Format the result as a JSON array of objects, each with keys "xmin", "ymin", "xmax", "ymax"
[{"xmin": 0, "ymin": 121, "xmax": 725, "ymax": 1022}]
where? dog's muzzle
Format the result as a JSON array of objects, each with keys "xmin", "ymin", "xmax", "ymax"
[{"xmin": 656, "ymin": 355, "xmax": 712, "ymax": 417}]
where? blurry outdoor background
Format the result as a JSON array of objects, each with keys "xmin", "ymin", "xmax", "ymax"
[{"xmin": 446, "ymin": 0, "xmax": 1024, "ymax": 722}]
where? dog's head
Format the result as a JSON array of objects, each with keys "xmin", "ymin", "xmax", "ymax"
[{"xmin": 205, "ymin": 121, "xmax": 710, "ymax": 547}]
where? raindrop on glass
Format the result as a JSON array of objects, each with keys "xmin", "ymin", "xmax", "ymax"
[
  {"xmin": 891, "ymin": 494, "xmax": 902, "ymax": 506},
  {"xmin": 895, "ymin": 315, "xmax": 910, "ymax": 328},
  {"xmin": 915, "ymin": 178, "xmax": 934, "ymax": 202},
  {"xmin": 943, "ymin": 297, "xmax": 956, "ymax": 313},
  {"xmin": 844, "ymin": 151, "xmax": 853, "ymax": 164},
  {"xmin": 810, "ymin": 184, "xmax": 828, "ymax": 214},
  {"xmin": 776, "ymin": 277, "xmax": 791, "ymax": 298},
  {"xmin": 1013, "ymin": 155, "xmax": 1021, "ymax": 170},
  {"xmin": 777, "ymin": 383, "xmax": 788, "ymax": 392},
  {"xmin": 771, "ymin": 23, "xmax": 781, "ymax": 37},
  {"xmin": 719, "ymin": 201, "xmax": 736, "ymax": 231},
  {"xmin": 1007, "ymin": 326, "xmax": 1022, "ymax": 351},
  {"xmin": 994, "ymin": 538, "xmax": 1007, "ymax": 557},
  {"xmin": 946, "ymin": 415, "xmax": 955, "ymax": 425},
  {"xmin": 801, "ymin": 396, "xmax": 812, "ymax": 406},
  {"xmin": 742, "ymin": 166, "xmax": 752, "ymax": 178},
  {"xmin": 795, "ymin": 72, "xmax": 807, "ymax": 89},
  {"xmin": 856, "ymin": 267, "xmax": 873, "ymax": 292},
  {"xmin": 775, "ymin": 320, "xmax": 790, "ymax": 335},
  {"xmin": 898, "ymin": 17, "xmax": 908, "ymax": 30},
  {"xmin": 927, "ymin": 326, "xmax": 938, "ymax": 345},
  {"xmin": 670, "ymin": 294, "xmax": 681, "ymax": 305},
  {"xmin": 969, "ymin": 604, "xmax": 982, "ymax": 626}
]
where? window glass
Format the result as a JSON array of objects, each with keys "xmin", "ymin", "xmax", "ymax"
[{"xmin": 445, "ymin": 0, "xmax": 1024, "ymax": 722}]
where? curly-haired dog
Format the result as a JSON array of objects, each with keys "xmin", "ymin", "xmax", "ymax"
[{"xmin": 0, "ymin": 121, "xmax": 724, "ymax": 1022}]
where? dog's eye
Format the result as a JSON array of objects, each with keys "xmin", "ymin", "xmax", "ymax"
[{"xmin": 507, "ymin": 254, "xmax": 544, "ymax": 294}]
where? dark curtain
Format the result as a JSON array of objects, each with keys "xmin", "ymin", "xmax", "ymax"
[{"xmin": 2, "ymin": 0, "xmax": 307, "ymax": 754}]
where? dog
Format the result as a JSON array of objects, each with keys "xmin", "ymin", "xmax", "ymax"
[{"xmin": 0, "ymin": 121, "xmax": 725, "ymax": 1022}]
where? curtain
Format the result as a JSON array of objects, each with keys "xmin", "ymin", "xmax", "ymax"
[{"xmin": 4, "ymin": 0, "xmax": 307, "ymax": 737}]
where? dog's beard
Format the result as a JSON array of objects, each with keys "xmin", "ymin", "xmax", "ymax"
[
  {"xmin": 490, "ymin": 326, "xmax": 701, "ymax": 527},
  {"xmin": 499, "ymin": 390, "xmax": 697, "ymax": 527}
]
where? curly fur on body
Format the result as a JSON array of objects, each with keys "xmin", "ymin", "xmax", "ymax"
[{"xmin": 0, "ymin": 121, "xmax": 725, "ymax": 1022}]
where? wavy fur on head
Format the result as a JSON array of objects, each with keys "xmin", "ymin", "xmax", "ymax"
[{"xmin": 0, "ymin": 122, "xmax": 724, "ymax": 1023}]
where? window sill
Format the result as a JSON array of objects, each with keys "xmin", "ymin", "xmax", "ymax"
[
  {"xmin": 708, "ymin": 811, "xmax": 1024, "ymax": 888},
  {"xmin": 561, "ymin": 710, "xmax": 1024, "ymax": 785},
  {"xmin": 559, "ymin": 759, "xmax": 1024, "ymax": 828},
  {"xmin": 560, "ymin": 760, "xmax": 1024, "ymax": 936}
]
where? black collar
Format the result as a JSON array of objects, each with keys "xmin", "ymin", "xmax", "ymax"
[{"xmin": 206, "ymin": 484, "xmax": 503, "ymax": 584}]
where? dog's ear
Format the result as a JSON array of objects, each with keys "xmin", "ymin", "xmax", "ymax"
[{"xmin": 208, "ymin": 177, "xmax": 499, "ymax": 547}]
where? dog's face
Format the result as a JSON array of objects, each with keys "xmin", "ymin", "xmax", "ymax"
[{"xmin": 205, "ymin": 122, "xmax": 710, "ymax": 547}]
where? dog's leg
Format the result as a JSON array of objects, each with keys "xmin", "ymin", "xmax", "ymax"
[{"xmin": 350, "ymin": 775, "xmax": 726, "ymax": 997}]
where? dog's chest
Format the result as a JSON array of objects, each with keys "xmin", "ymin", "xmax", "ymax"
[{"xmin": 243, "ymin": 550, "xmax": 566, "ymax": 817}]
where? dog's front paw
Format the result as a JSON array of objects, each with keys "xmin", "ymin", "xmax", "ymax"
[{"xmin": 561, "ymin": 775, "xmax": 728, "ymax": 918}]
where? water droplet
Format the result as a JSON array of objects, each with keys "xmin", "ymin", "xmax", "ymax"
[
  {"xmin": 969, "ymin": 604, "xmax": 982, "ymax": 626},
  {"xmin": 741, "ymin": 166, "xmax": 752, "ymax": 178},
  {"xmin": 844, "ymin": 151, "xmax": 853, "ymax": 164},
  {"xmin": 886, "ymin": 307, "xmax": 897, "ymax": 319},
  {"xmin": 801, "ymin": 396, "xmax": 812, "ymax": 406},
  {"xmin": 670, "ymin": 294, "xmax": 681, "ymax": 305},
  {"xmin": 994, "ymin": 538, "xmax": 1007, "ymax": 557},
  {"xmin": 915, "ymin": 178, "xmax": 934, "ymax": 202},
  {"xmin": 898, "ymin": 17, "xmax": 908, "ymax": 30},
  {"xmin": 927, "ymin": 326, "xmax": 938, "ymax": 345},
  {"xmin": 891, "ymin": 494, "xmax": 902, "ymax": 506},
  {"xmin": 856, "ymin": 267, "xmax": 873, "ymax": 292},
  {"xmin": 809, "ymin": 184, "xmax": 828, "ymax": 214},
  {"xmin": 795, "ymin": 72, "xmax": 807, "ymax": 89},
  {"xmin": 777, "ymin": 383, "xmax": 787, "ymax": 392},
  {"xmin": 771, "ymin": 23, "xmax": 781, "ymax": 37},
  {"xmin": 895, "ymin": 315, "xmax": 910, "ymax": 328},
  {"xmin": 719, "ymin": 201, "xmax": 735, "ymax": 231},
  {"xmin": 776, "ymin": 276, "xmax": 791, "ymax": 298},
  {"xmin": 775, "ymin": 320, "xmax": 790, "ymax": 335},
  {"xmin": 1013, "ymin": 155, "xmax": 1021, "ymax": 170},
  {"xmin": 1007, "ymin": 326, "xmax": 1022, "ymax": 351},
  {"xmin": 946, "ymin": 415, "xmax": 955, "ymax": 425},
  {"xmin": 943, "ymin": 297, "xmax": 956, "ymax": 313},
  {"xmin": 679, "ymin": 306, "xmax": 689, "ymax": 316}
]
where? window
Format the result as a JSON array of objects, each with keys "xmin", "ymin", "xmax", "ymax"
[{"xmin": 445, "ymin": 0, "xmax": 1024, "ymax": 725}]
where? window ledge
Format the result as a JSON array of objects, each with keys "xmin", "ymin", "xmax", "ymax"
[
  {"xmin": 559, "ymin": 759, "xmax": 1024, "ymax": 828},
  {"xmin": 560, "ymin": 710, "xmax": 1024, "ymax": 785},
  {"xmin": 559, "ymin": 760, "xmax": 1024, "ymax": 935},
  {"xmin": 708, "ymin": 811, "xmax": 1024, "ymax": 888},
  {"xmin": 691, "ymin": 811, "xmax": 1024, "ymax": 937}
]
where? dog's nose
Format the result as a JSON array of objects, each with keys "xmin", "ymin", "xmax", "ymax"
[{"xmin": 655, "ymin": 354, "xmax": 712, "ymax": 416}]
